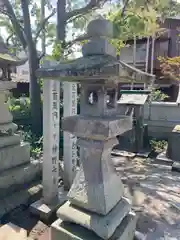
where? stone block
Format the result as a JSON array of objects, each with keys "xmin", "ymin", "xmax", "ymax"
[
  {"xmin": 0, "ymin": 160, "xmax": 42, "ymax": 198},
  {"xmin": 87, "ymin": 18, "xmax": 113, "ymax": 38},
  {"xmin": 30, "ymin": 187, "xmax": 67, "ymax": 222},
  {"xmin": 168, "ymin": 125, "xmax": 180, "ymax": 161},
  {"xmin": 57, "ymin": 198, "xmax": 131, "ymax": 239},
  {"xmin": 0, "ymin": 81, "xmax": 16, "ymax": 91},
  {"xmin": 67, "ymin": 138, "xmax": 124, "ymax": 215},
  {"xmin": 0, "ymin": 103, "xmax": 13, "ymax": 124},
  {"xmin": 0, "ymin": 183, "xmax": 42, "ymax": 218},
  {"xmin": 62, "ymin": 115, "xmax": 132, "ymax": 140},
  {"xmin": 0, "ymin": 134, "xmax": 20, "ymax": 148},
  {"xmin": 0, "ymin": 122, "xmax": 18, "ymax": 134},
  {"xmin": 82, "ymin": 38, "xmax": 116, "ymax": 57},
  {"xmin": 0, "ymin": 142, "xmax": 30, "ymax": 172},
  {"xmin": 68, "ymin": 159, "xmax": 124, "ymax": 215},
  {"xmin": 51, "ymin": 212, "xmax": 137, "ymax": 240},
  {"xmin": 172, "ymin": 162, "xmax": 180, "ymax": 172},
  {"xmin": 0, "ymin": 223, "xmax": 27, "ymax": 240}
]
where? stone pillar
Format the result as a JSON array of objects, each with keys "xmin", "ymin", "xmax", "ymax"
[
  {"xmin": 63, "ymin": 82, "xmax": 77, "ymax": 189},
  {"xmin": 42, "ymin": 79, "xmax": 60, "ymax": 204},
  {"xmin": 30, "ymin": 61, "xmax": 66, "ymax": 221},
  {"xmin": 51, "ymin": 18, "xmax": 137, "ymax": 240}
]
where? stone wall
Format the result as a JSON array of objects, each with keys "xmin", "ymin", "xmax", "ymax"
[
  {"xmin": 143, "ymin": 102, "xmax": 180, "ymax": 139},
  {"xmin": 117, "ymin": 85, "xmax": 180, "ymax": 139}
]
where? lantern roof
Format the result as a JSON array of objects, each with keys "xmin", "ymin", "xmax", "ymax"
[
  {"xmin": 36, "ymin": 17, "xmax": 155, "ymax": 86},
  {"xmin": 0, "ymin": 36, "xmax": 27, "ymax": 66}
]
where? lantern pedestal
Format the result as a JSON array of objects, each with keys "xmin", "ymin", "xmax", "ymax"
[{"xmin": 51, "ymin": 212, "xmax": 137, "ymax": 240}]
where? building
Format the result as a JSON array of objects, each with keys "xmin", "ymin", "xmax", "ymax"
[{"xmin": 119, "ymin": 17, "xmax": 180, "ymax": 101}]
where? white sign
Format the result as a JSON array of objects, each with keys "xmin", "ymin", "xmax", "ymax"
[
  {"xmin": 43, "ymin": 79, "xmax": 60, "ymax": 204},
  {"xmin": 63, "ymin": 82, "xmax": 77, "ymax": 189}
]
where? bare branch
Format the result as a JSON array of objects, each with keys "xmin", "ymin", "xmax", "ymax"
[
  {"xmin": 0, "ymin": 0, "xmax": 27, "ymax": 49},
  {"xmin": 34, "ymin": 8, "xmax": 56, "ymax": 42},
  {"xmin": 121, "ymin": 0, "xmax": 130, "ymax": 17},
  {"xmin": 38, "ymin": 51, "xmax": 46, "ymax": 61},
  {"xmin": 66, "ymin": 0, "xmax": 107, "ymax": 21},
  {"xmin": 64, "ymin": 34, "xmax": 88, "ymax": 49},
  {"xmin": 6, "ymin": 33, "xmax": 13, "ymax": 46}
]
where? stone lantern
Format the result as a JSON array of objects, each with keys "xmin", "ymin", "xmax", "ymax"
[
  {"xmin": 0, "ymin": 37, "xmax": 42, "ymax": 217},
  {"xmin": 0, "ymin": 36, "xmax": 27, "ymax": 81},
  {"xmin": 36, "ymin": 17, "xmax": 154, "ymax": 240}
]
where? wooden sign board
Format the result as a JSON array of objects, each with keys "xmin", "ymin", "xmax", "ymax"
[{"xmin": 117, "ymin": 93, "xmax": 149, "ymax": 105}]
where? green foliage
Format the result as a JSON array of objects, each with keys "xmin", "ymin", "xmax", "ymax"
[
  {"xmin": 51, "ymin": 41, "xmax": 64, "ymax": 61},
  {"xmin": 150, "ymin": 89, "xmax": 169, "ymax": 102},
  {"xmin": 8, "ymin": 96, "xmax": 31, "ymax": 120},
  {"xmin": 106, "ymin": 0, "xmax": 180, "ymax": 54},
  {"xmin": 150, "ymin": 139, "xmax": 167, "ymax": 153},
  {"xmin": 159, "ymin": 56, "xmax": 180, "ymax": 81},
  {"xmin": 8, "ymin": 95, "xmax": 80, "ymax": 158},
  {"xmin": 8, "ymin": 95, "xmax": 42, "ymax": 158},
  {"xmin": 19, "ymin": 126, "xmax": 43, "ymax": 159}
]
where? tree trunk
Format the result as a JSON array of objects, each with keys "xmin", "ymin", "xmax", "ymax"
[
  {"xmin": 28, "ymin": 47, "xmax": 42, "ymax": 135},
  {"xmin": 21, "ymin": 0, "xmax": 42, "ymax": 135},
  {"xmin": 57, "ymin": 0, "xmax": 66, "ymax": 42}
]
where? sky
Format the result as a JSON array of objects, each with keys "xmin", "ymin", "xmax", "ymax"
[
  {"xmin": 2, "ymin": 0, "xmax": 178, "ymax": 57},
  {"xmin": 0, "ymin": 0, "xmax": 113, "ymax": 57}
]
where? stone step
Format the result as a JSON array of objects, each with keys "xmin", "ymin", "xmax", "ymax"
[
  {"xmin": 0, "ymin": 142, "xmax": 30, "ymax": 172},
  {"xmin": 0, "ymin": 122, "xmax": 17, "ymax": 133},
  {"xmin": 0, "ymin": 222, "xmax": 27, "ymax": 239},
  {"xmin": 0, "ymin": 182, "xmax": 42, "ymax": 219},
  {"xmin": 0, "ymin": 134, "xmax": 20, "ymax": 148},
  {"xmin": 0, "ymin": 160, "xmax": 42, "ymax": 199}
]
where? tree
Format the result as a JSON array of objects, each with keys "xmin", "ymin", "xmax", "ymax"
[
  {"xmin": 159, "ymin": 56, "xmax": 180, "ymax": 81},
  {"xmin": 0, "ymin": 0, "xmax": 56, "ymax": 135}
]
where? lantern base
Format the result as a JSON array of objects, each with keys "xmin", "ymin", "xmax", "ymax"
[{"xmin": 51, "ymin": 211, "xmax": 137, "ymax": 240}]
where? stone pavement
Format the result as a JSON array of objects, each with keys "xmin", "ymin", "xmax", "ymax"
[
  {"xmin": 112, "ymin": 156, "xmax": 180, "ymax": 239},
  {"xmin": 1, "ymin": 156, "xmax": 180, "ymax": 239}
]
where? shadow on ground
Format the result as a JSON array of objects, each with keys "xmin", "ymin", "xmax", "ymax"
[{"xmin": 113, "ymin": 156, "xmax": 180, "ymax": 239}]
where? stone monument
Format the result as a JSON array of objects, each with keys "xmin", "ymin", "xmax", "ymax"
[
  {"xmin": 0, "ymin": 40, "xmax": 42, "ymax": 218},
  {"xmin": 36, "ymin": 17, "xmax": 153, "ymax": 239},
  {"xmin": 30, "ymin": 60, "xmax": 66, "ymax": 221}
]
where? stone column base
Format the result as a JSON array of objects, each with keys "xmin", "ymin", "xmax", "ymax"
[
  {"xmin": 30, "ymin": 187, "xmax": 67, "ymax": 222},
  {"xmin": 51, "ymin": 211, "xmax": 137, "ymax": 240}
]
